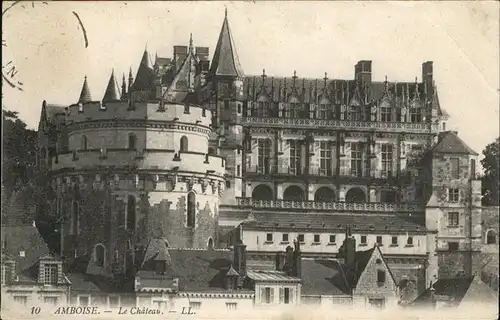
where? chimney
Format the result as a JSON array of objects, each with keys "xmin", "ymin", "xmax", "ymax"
[
  {"xmin": 422, "ymin": 61, "xmax": 434, "ymax": 98},
  {"xmin": 275, "ymin": 252, "xmax": 284, "ymax": 271},
  {"xmin": 292, "ymin": 239, "xmax": 302, "ymax": 278},
  {"xmin": 233, "ymin": 239, "xmax": 247, "ymax": 277},
  {"xmin": 195, "ymin": 47, "xmax": 210, "ymax": 61},
  {"xmin": 354, "ymin": 60, "xmax": 372, "ymax": 86},
  {"xmin": 344, "ymin": 226, "xmax": 356, "ymax": 268},
  {"xmin": 173, "ymin": 45, "xmax": 188, "ymax": 72},
  {"xmin": 284, "ymin": 245, "xmax": 294, "ymax": 275}
]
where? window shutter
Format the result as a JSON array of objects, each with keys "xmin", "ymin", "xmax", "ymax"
[
  {"xmin": 279, "ymin": 287, "xmax": 284, "ymax": 303},
  {"xmin": 270, "ymin": 288, "xmax": 275, "ymax": 304},
  {"xmin": 289, "ymin": 288, "xmax": 294, "ymax": 304},
  {"xmin": 260, "ymin": 288, "xmax": 265, "ymax": 303},
  {"xmin": 314, "ymin": 141, "xmax": 321, "ymax": 172}
]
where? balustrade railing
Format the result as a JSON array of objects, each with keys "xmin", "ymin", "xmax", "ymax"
[
  {"xmin": 236, "ymin": 197, "xmax": 422, "ymax": 212},
  {"xmin": 241, "ymin": 117, "xmax": 437, "ymax": 133}
]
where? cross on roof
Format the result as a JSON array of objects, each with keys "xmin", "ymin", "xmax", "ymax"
[
  {"xmin": 323, "ymin": 72, "xmax": 328, "ymax": 85},
  {"xmin": 261, "ymin": 69, "xmax": 266, "ymax": 82},
  {"xmin": 292, "ymin": 70, "xmax": 297, "ymax": 86}
]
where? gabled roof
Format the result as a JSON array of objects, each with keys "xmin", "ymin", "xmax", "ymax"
[
  {"xmin": 209, "ymin": 10, "xmax": 244, "ymax": 77},
  {"xmin": 102, "ymin": 70, "xmax": 121, "ymax": 101},
  {"xmin": 352, "ymin": 244, "xmax": 396, "ymax": 288},
  {"xmin": 78, "ymin": 76, "xmax": 92, "ymax": 103},
  {"xmin": 431, "ymin": 131, "xmax": 478, "ymax": 155},
  {"xmin": 1, "ymin": 225, "xmax": 51, "ymax": 274},
  {"xmin": 459, "ymin": 275, "xmax": 498, "ymax": 305},
  {"xmin": 140, "ymin": 238, "xmax": 173, "ymax": 269},
  {"xmin": 163, "ymin": 46, "xmax": 198, "ymax": 103},
  {"xmin": 300, "ymin": 258, "xmax": 350, "ymax": 295}
]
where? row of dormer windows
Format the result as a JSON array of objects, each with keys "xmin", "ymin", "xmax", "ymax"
[{"xmin": 263, "ymin": 233, "xmax": 415, "ymax": 247}]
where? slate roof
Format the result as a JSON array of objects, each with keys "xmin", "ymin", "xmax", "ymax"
[
  {"xmin": 78, "ymin": 76, "xmax": 92, "ymax": 103},
  {"xmin": 102, "ymin": 70, "xmax": 121, "ymax": 101},
  {"xmin": 412, "ymin": 278, "xmax": 473, "ymax": 306},
  {"xmin": 431, "ymin": 131, "xmax": 478, "ymax": 155},
  {"xmin": 300, "ymin": 258, "xmax": 350, "ymax": 295},
  {"xmin": 132, "ymin": 49, "xmax": 156, "ymax": 91},
  {"xmin": 246, "ymin": 270, "xmax": 301, "ymax": 282},
  {"xmin": 240, "ymin": 212, "xmax": 427, "ymax": 233},
  {"xmin": 1, "ymin": 225, "xmax": 51, "ymax": 274},
  {"xmin": 209, "ymin": 11, "xmax": 244, "ymax": 77}
]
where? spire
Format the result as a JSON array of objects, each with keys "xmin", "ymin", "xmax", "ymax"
[
  {"xmin": 189, "ymin": 33, "xmax": 194, "ymax": 52},
  {"xmin": 209, "ymin": 9, "xmax": 244, "ymax": 77},
  {"xmin": 78, "ymin": 75, "xmax": 92, "ymax": 103},
  {"xmin": 121, "ymin": 73, "xmax": 127, "ymax": 100},
  {"xmin": 103, "ymin": 70, "xmax": 121, "ymax": 102},
  {"xmin": 412, "ymin": 77, "xmax": 420, "ymax": 100}
]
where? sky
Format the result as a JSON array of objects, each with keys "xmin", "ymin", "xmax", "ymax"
[{"xmin": 2, "ymin": 1, "xmax": 499, "ymax": 155}]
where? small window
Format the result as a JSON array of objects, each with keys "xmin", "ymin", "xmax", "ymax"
[
  {"xmin": 95, "ymin": 244, "xmax": 105, "ymax": 267},
  {"xmin": 377, "ymin": 270, "xmax": 386, "ymax": 284},
  {"xmin": 226, "ymin": 302, "xmax": 237, "ymax": 310},
  {"xmin": 448, "ymin": 188, "xmax": 459, "ymax": 202},
  {"xmin": 298, "ymin": 234, "xmax": 305, "ymax": 243},
  {"xmin": 208, "ymin": 147, "xmax": 215, "ymax": 155},
  {"xmin": 448, "ymin": 242, "xmax": 459, "ymax": 252},
  {"xmin": 450, "ymin": 158, "xmax": 459, "ymax": 179},
  {"xmin": 266, "ymin": 233, "xmax": 273, "ymax": 242},
  {"xmin": 237, "ymin": 165, "xmax": 241, "ymax": 176},
  {"xmin": 360, "ymin": 235, "xmax": 367, "ymax": 245},
  {"xmin": 282, "ymin": 234, "xmax": 289, "ymax": 242},
  {"xmin": 329, "ymin": 235, "xmax": 336, "ymax": 243},
  {"xmin": 13, "ymin": 296, "xmax": 27, "ymax": 305},
  {"xmin": 128, "ymin": 133, "xmax": 136, "ymax": 150},
  {"xmin": 376, "ymin": 236, "xmax": 383, "ymax": 245},
  {"xmin": 224, "ymin": 101, "xmax": 229, "ymax": 109},
  {"xmin": 262, "ymin": 287, "xmax": 273, "ymax": 304},
  {"xmin": 180, "ymin": 136, "xmax": 189, "ymax": 152},
  {"xmin": 237, "ymin": 104, "xmax": 242, "ymax": 114},
  {"xmin": 486, "ymin": 230, "xmax": 497, "ymax": 244},
  {"xmin": 283, "ymin": 287, "xmax": 291, "ymax": 304},
  {"xmin": 448, "ymin": 212, "xmax": 459, "ymax": 226},
  {"xmin": 126, "ymin": 195, "xmax": 136, "ymax": 230},
  {"xmin": 79, "ymin": 296, "xmax": 90, "ymax": 306},
  {"xmin": 313, "ymin": 234, "xmax": 320, "ymax": 243},
  {"xmin": 187, "ymin": 192, "xmax": 196, "ymax": 228},
  {"xmin": 225, "ymin": 181, "xmax": 231, "ymax": 188},
  {"xmin": 80, "ymin": 135, "xmax": 89, "ymax": 151},
  {"xmin": 44, "ymin": 263, "xmax": 58, "ymax": 285},
  {"xmin": 375, "ymin": 258, "xmax": 382, "ymax": 264},
  {"xmin": 391, "ymin": 236, "xmax": 398, "ymax": 246},
  {"xmin": 189, "ymin": 302, "xmax": 201, "ymax": 309},
  {"xmin": 44, "ymin": 297, "xmax": 58, "ymax": 305},
  {"xmin": 407, "ymin": 236, "xmax": 414, "ymax": 246}
]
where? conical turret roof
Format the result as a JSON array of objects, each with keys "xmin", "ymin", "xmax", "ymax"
[
  {"xmin": 78, "ymin": 76, "xmax": 92, "ymax": 103},
  {"xmin": 209, "ymin": 9, "xmax": 244, "ymax": 77},
  {"xmin": 102, "ymin": 70, "xmax": 121, "ymax": 101},
  {"xmin": 132, "ymin": 48, "xmax": 156, "ymax": 91}
]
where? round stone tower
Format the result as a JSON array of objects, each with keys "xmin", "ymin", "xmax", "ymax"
[{"xmin": 47, "ymin": 70, "xmax": 225, "ymax": 275}]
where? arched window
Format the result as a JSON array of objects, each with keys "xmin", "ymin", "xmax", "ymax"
[
  {"xmin": 126, "ymin": 195, "xmax": 136, "ymax": 230},
  {"xmin": 252, "ymin": 185, "xmax": 273, "ymax": 201},
  {"xmin": 208, "ymin": 238, "xmax": 214, "ymax": 249},
  {"xmin": 187, "ymin": 192, "xmax": 196, "ymax": 227},
  {"xmin": 345, "ymin": 188, "xmax": 366, "ymax": 203},
  {"xmin": 94, "ymin": 244, "xmax": 105, "ymax": 267},
  {"xmin": 486, "ymin": 230, "xmax": 497, "ymax": 244},
  {"xmin": 72, "ymin": 201, "xmax": 79, "ymax": 235},
  {"xmin": 314, "ymin": 187, "xmax": 336, "ymax": 202},
  {"xmin": 283, "ymin": 185, "xmax": 305, "ymax": 201},
  {"xmin": 81, "ymin": 135, "xmax": 88, "ymax": 150},
  {"xmin": 180, "ymin": 136, "xmax": 188, "ymax": 152},
  {"xmin": 128, "ymin": 133, "xmax": 136, "ymax": 150}
]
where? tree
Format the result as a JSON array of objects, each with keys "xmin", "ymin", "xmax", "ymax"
[
  {"xmin": 481, "ymin": 137, "xmax": 500, "ymax": 206},
  {"xmin": 2, "ymin": 109, "xmax": 39, "ymax": 224}
]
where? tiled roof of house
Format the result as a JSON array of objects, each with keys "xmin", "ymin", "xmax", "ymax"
[
  {"xmin": 431, "ymin": 131, "xmax": 478, "ymax": 155},
  {"xmin": 209, "ymin": 10, "xmax": 244, "ymax": 77},
  {"xmin": 1, "ymin": 225, "xmax": 51, "ymax": 274},
  {"xmin": 246, "ymin": 270, "xmax": 301, "ymax": 282},
  {"xmin": 240, "ymin": 212, "xmax": 426, "ymax": 233},
  {"xmin": 132, "ymin": 49, "xmax": 156, "ymax": 91},
  {"xmin": 300, "ymin": 258, "xmax": 350, "ymax": 295}
]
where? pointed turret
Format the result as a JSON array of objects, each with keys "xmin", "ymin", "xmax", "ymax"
[
  {"xmin": 131, "ymin": 48, "xmax": 155, "ymax": 91},
  {"xmin": 121, "ymin": 73, "xmax": 127, "ymax": 100},
  {"xmin": 103, "ymin": 70, "xmax": 121, "ymax": 102},
  {"xmin": 78, "ymin": 76, "xmax": 92, "ymax": 103},
  {"xmin": 209, "ymin": 9, "xmax": 244, "ymax": 77}
]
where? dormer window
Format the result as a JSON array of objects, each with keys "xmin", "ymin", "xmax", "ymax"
[{"xmin": 44, "ymin": 263, "xmax": 59, "ymax": 285}]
